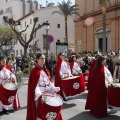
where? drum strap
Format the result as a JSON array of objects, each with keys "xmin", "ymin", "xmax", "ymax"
[
  {"xmin": 42, "ymin": 92, "xmax": 54, "ymax": 97},
  {"xmin": 63, "ymin": 72, "xmax": 69, "ymax": 74},
  {"xmin": 39, "ymin": 85, "xmax": 46, "ymax": 87}
]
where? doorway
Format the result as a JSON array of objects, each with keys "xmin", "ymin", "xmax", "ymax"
[{"xmin": 98, "ymin": 38, "xmax": 107, "ymax": 52}]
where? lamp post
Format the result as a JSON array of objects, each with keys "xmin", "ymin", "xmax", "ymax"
[{"xmin": 45, "ymin": 21, "xmax": 50, "ymax": 55}]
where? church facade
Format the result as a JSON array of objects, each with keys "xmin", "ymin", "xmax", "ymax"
[{"xmin": 74, "ymin": 0, "xmax": 120, "ymax": 53}]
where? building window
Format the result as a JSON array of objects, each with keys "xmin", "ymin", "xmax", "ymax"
[
  {"xmin": 6, "ymin": 7, "xmax": 12, "ymax": 13},
  {"xmin": 57, "ymin": 24, "xmax": 60, "ymax": 28},
  {"xmin": 16, "ymin": 50, "xmax": 18, "ymax": 56},
  {"xmin": 30, "ymin": 19, "xmax": 32, "ymax": 24},
  {"xmin": 43, "ymin": 34, "xmax": 50, "ymax": 50},
  {"xmin": 20, "ymin": 50, "xmax": 22, "ymax": 56},
  {"xmin": 25, "ymin": 21, "xmax": 26, "ymax": 27}
]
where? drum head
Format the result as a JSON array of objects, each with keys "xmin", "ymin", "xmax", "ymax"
[
  {"xmin": 112, "ymin": 83, "xmax": 120, "ymax": 88},
  {"xmin": 42, "ymin": 93, "xmax": 63, "ymax": 107},
  {"xmin": 62, "ymin": 76, "xmax": 79, "ymax": 80},
  {"xmin": 2, "ymin": 81, "xmax": 17, "ymax": 90}
]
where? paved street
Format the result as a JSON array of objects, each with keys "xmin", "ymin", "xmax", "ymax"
[{"xmin": 0, "ymin": 80, "xmax": 120, "ymax": 120}]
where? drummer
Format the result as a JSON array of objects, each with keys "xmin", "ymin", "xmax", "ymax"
[
  {"xmin": 113, "ymin": 55, "xmax": 120, "ymax": 82},
  {"xmin": 55, "ymin": 52, "xmax": 72, "ymax": 100},
  {"xmin": 70, "ymin": 55, "xmax": 82, "ymax": 76},
  {"xmin": 85, "ymin": 56, "xmax": 113, "ymax": 118},
  {"xmin": 26, "ymin": 53, "xmax": 62, "ymax": 120},
  {"xmin": 0, "ymin": 55, "xmax": 20, "ymax": 114}
]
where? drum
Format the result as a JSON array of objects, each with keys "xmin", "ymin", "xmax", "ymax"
[
  {"xmin": 37, "ymin": 93, "xmax": 63, "ymax": 120},
  {"xmin": 108, "ymin": 83, "xmax": 120, "ymax": 107},
  {"xmin": 61, "ymin": 75, "xmax": 85, "ymax": 97},
  {"xmin": 83, "ymin": 73, "xmax": 89, "ymax": 82},
  {"xmin": 0, "ymin": 81, "xmax": 17, "ymax": 105}
]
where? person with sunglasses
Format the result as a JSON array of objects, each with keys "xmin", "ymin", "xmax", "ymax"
[
  {"xmin": 26, "ymin": 53, "xmax": 62, "ymax": 120},
  {"xmin": 55, "ymin": 52, "xmax": 72, "ymax": 100}
]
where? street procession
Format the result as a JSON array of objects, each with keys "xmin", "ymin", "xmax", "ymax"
[{"xmin": 0, "ymin": 0, "xmax": 120, "ymax": 120}]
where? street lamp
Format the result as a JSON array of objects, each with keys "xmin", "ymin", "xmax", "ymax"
[{"xmin": 45, "ymin": 21, "xmax": 50, "ymax": 55}]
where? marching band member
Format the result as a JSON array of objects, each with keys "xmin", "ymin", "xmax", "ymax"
[
  {"xmin": 87, "ymin": 54, "xmax": 99, "ymax": 89},
  {"xmin": 70, "ymin": 55, "xmax": 82, "ymax": 76},
  {"xmin": 113, "ymin": 56, "xmax": 120, "ymax": 82},
  {"xmin": 85, "ymin": 56, "xmax": 113, "ymax": 118},
  {"xmin": 55, "ymin": 52, "xmax": 72, "ymax": 99},
  {"xmin": 0, "ymin": 55, "xmax": 20, "ymax": 114},
  {"xmin": 26, "ymin": 53, "xmax": 62, "ymax": 120}
]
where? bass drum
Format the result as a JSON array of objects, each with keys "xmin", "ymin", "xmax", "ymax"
[
  {"xmin": 37, "ymin": 93, "xmax": 63, "ymax": 120},
  {"xmin": 0, "ymin": 81, "xmax": 17, "ymax": 105}
]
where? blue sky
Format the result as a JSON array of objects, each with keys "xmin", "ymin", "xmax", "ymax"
[{"xmin": 37, "ymin": 0, "xmax": 75, "ymax": 6}]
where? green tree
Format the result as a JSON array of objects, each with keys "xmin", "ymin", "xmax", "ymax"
[
  {"xmin": 100, "ymin": 0, "xmax": 111, "ymax": 54},
  {"xmin": 52, "ymin": 0, "xmax": 79, "ymax": 42},
  {"xmin": 0, "ymin": 24, "xmax": 17, "ymax": 55}
]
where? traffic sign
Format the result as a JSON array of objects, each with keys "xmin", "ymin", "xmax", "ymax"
[{"xmin": 47, "ymin": 35, "xmax": 54, "ymax": 43}]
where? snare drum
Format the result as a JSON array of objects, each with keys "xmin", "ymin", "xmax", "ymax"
[
  {"xmin": 0, "ymin": 81, "xmax": 17, "ymax": 105},
  {"xmin": 108, "ymin": 84, "xmax": 120, "ymax": 107},
  {"xmin": 37, "ymin": 93, "xmax": 63, "ymax": 120}
]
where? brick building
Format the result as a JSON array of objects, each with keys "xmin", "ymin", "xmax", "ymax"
[{"xmin": 74, "ymin": 0, "xmax": 120, "ymax": 53}]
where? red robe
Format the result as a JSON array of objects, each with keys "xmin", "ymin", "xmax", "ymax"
[
  {"xmin": 26, "ymin": 65, "xmax": 62, "ymax": 120},
  {"xmin": 5, "ymin": 64, "xmax": 12, "ymax": 72},
  {"xmin": 55, "ymin": 59, "xmax": 64, "ymax": 98},
  {"xmin": 70, "ymin": 62, "xmax": 74, "ymax": 73},
  {"xmin": 87, "ymin": 60, "xmax": 96, "ymax": 90},
  {"xmin": 26, "ymin": 66, "xmax": 40, "ymax": 120},
  {"xmin": 85, "ymin": 66, "xmax": 107, "ymax": 117}
]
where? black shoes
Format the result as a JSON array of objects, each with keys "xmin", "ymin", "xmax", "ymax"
[
  {"xmin": 95, "ymin": 116, "xmax": 101, "ymax": 119},
  {"xmin": 2, "ymin": 109, "xmax": 9, "ymax": 114},
  {"xmin": 63, "ymin": 98, "xmax": 67, "ymax": 101}
]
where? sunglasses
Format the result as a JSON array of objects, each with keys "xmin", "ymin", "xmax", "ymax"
[{"xmin": 39, "ymin": 58, "xmax": 45, "ymax": 59}]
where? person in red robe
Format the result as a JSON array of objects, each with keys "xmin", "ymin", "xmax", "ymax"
[
  {"xmin": 26, "ymin": 53, "xmax": 62, "ymax": 120},
  {"xmin": 55, "ymin": 52, "xmax": 72, "ymax": 100},
  {"xmin": 0, "ymin": 55, "xmax": 20, "ymax": 115},
  {"xmin": 85, "ymin": 56, "xmax": 113, "ymax": 118},
  {"xmin": 87, "ymin": 54, "xmax": 99, "ymax": 90},
  {"xmin": 70, "ymin": 55, "xmax": 82, "ymax": 76}
]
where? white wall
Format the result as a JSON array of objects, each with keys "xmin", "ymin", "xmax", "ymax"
[
  {"xmin": 14, "ymin": 14, "xmax": 34, "ymax": 56},
  {"xmin": 34, "ymin": 6, "xmax": 75, "ymax": 55},
  {"xmin": 5, "ymin": 6, "xmax": 75, "ymax": 56}
]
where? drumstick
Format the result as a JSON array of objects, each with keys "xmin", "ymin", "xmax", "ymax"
[{"xmin": 10, "ymin": 73, "xmax": 12, "ymax": 82}]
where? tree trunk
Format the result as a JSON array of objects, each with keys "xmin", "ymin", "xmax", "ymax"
[
  {"xmin": 65, "ymin": 19, "xmax": 68, "ymax": 43},
  {"xmin": 24, "ymin": 45, "xmax": 28, "ymax": 57}
]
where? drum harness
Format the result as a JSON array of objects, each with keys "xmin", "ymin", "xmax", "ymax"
[
  {"xmin": 37, "ymin": 65, "xmax": 56, "ymax": 97},
  {"xmin": 0, "ymin": 67, "xmax": 12, "ymax": 82},
  {"xmin": 67, "ymin": 62, "xmax": 81, "ymax": 75}
]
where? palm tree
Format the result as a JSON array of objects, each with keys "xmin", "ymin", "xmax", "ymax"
[
  {"xmin": 100, "ymin": 0, "xmax": 111, "ymax": 54},
  {"xmin": 52, "ymin": 0, "xmax": 79, "ymax": 43}
]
